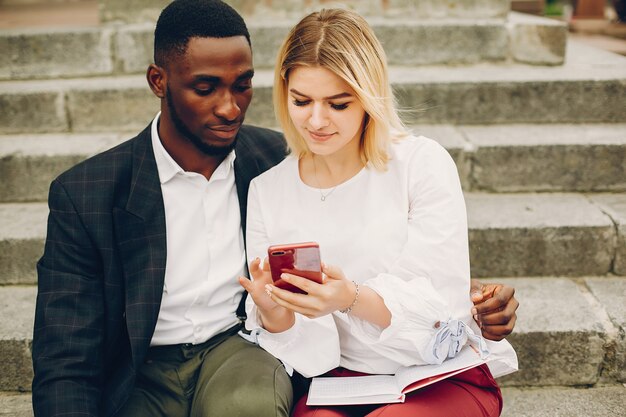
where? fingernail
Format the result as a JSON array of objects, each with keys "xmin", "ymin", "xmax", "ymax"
[
  {"xmin": 265, "ymin": 284, "xmax": 273, "ymax": 292},
  {"xmin": 281, "ymin": 274, "xmax": 290, "ymax": 281},
  {"xmin": 471, "ymin": 307, "xmax": 477, "ymax": 316}
]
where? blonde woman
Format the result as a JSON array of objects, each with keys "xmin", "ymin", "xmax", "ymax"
[{"xmin": 239, "ymin": 8, "xmax": 517, "ymax": 417}]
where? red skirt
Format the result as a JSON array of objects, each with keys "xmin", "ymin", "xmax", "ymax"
[{"xmin": 292, "ymin": 364, "xmax": 502, "ymax": 417}]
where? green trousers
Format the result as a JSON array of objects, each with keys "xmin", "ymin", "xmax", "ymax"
[{"xmin": 116, "ymin": 328, "xmax": 293, "ymax": 417}]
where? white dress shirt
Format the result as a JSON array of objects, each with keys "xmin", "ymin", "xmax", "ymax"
[
  {"xmin": 150, "ymin": 113, "xmax": 245, "ymax": 346},
  {"xmin": 245, "ymin": 135, "xmax": 518, "ymax": 378}
]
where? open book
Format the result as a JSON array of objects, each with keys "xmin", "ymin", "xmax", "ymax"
[{"xmin": 307, "ymin": 345, "xmax": 487, "ymax": 405}]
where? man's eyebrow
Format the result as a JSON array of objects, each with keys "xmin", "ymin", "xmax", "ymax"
[
  {"xmin": 289, "ymin": 88, "xmax": 352, "ymax": 100},
  {"xmin": 238, "ymin": 69, "xmax": 255, "ymax": 80},
  {"xmin": 192, "ymin": 69, "xmax": 255, "ymax": 83}
]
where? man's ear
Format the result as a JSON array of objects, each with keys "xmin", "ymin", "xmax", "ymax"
[{"xmin": 147, "ymin": 64, "xmax": 166, "ymax": 99}]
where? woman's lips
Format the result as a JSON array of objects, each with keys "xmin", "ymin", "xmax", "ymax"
[{"xmin": 307, "ymin": 130, "xmax": 335, "ymax": 142}]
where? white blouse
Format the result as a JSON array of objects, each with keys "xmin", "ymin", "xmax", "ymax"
[{"xmin": 245, "ymin": 135, "xmax": 517, "ymax": 378}]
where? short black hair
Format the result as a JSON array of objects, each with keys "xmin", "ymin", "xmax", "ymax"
[{"xmin": 154, "ymin": 0, "xmax": 251, "ymax": 67}]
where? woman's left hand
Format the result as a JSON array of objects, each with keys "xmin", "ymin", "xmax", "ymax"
[{"xmin": 265, "ymin": 263, "xmax": 357, "ymax": 319}]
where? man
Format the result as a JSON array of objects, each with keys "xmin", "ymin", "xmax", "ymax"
[{"xmin": 32, "ymin": 1, "xmax": 517, "ymax": 416}]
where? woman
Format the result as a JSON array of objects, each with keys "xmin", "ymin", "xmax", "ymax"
[{"xmin": 239, "ymin": 8, "xmax": 517, "ymax": 417}]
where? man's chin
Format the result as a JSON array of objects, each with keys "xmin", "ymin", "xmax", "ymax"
[{"xmin": 193, "ymin": 138, "xmax": 237, "ymax": 157}]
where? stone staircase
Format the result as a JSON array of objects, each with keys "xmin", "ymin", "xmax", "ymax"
[{"xmin": 0, "ymin": 0, "xmax": 625, "ymax": 415}]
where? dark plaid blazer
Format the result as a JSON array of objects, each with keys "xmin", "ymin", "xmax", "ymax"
[{"xmin": 32, "ymin": 124, "xmax": 288, "ymax": 417}]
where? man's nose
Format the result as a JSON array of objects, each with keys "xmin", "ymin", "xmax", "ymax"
[{"xmin": 215, "ymin": 91, "xmax": 241, "ymax": 121}]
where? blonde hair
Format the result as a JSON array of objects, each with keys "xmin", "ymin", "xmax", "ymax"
[{"xmin": 273, "ymin": 8, "xmax": 408, "ymax": 170}]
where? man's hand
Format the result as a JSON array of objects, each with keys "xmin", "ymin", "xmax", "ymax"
[{"xmin": 469, "ymin": 279, "xmax": 518, "ymax": 341}]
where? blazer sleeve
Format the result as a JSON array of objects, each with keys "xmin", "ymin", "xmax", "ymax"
[{"xmin": 32, "ymin": 179, "xmax": 105, "ymax": 417}]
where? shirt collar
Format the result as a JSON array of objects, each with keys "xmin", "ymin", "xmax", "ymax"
[{"xmin": 150, "ymin": 112, "xmax": 237, "ymax": 184}]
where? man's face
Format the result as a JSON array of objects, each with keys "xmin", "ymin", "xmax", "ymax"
[{"xmin": 163, "ymin": 36, "xmax": 253, "ymax": 157}]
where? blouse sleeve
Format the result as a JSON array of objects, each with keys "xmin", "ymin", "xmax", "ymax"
[
  {"xmin": 346, "ymin": 140, "xmax": 488, "ymax": 366},
  {"xmin": 244, "ymin": 179, "xmax": 341, "ymax": 378}
]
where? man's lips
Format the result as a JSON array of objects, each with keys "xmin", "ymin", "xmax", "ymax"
[{"xmin": 208, "ymin": 124, "xmax": 241, "ymax": 139}]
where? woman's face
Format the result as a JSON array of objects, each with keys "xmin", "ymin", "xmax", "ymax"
[{"xmin": 286, "ymin": 66, "xmax": 366, "ymax": 158}]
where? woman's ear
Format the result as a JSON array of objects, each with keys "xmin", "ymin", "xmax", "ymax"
[{"xmin": 147, "ymin": 64, "xmax": 166, "ymax": 99}]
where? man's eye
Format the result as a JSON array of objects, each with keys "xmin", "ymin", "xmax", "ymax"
[
  {"xmin": 194, "ymin": 87, "xmax": 215, "ymax": 96},
  {"xmin": 331, "ymin": 103, "xmax": 349, "ymax": 110},
  {"xmin": 236, "ymin": 84, "xmax": 252, "ymax": 93},
  {"xmin": 292, "ymin": 99, "xmax": 310, "ymax": 106}
]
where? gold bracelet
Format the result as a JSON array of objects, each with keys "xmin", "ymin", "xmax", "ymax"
[{"xmin": 339, "ymin": 281, "xmax": 360, "ymax": 314}]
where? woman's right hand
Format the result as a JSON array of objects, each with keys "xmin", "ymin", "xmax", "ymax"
[{"xmin": 239, "ymin": 257, "xmax": 295, "ymax": 332}]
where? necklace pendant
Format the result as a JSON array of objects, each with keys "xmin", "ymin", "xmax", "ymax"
[{"xmin": 321, "ymin": 195, "xmax": 326, "ymax": 201}]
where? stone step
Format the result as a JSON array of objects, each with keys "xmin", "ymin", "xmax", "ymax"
[
  {"xmin": 2, "ymin": 124, "xmax": 625, "ymax": 203},
  {"xmin": 500, "ymin": 385, "xmax": 626, "ymax": 417},
  {"xmin": 1, "ymin": 384, "xmax": 624, "ymax": 417},
  {"xmin": 1, "ymin": 193, "xmax": 624, "ymax": 284},
  {"xmin": 0, "ymin": 12, "xmax": 565, "ymax": 82},
  {"xmin": 0, "ymin": 133, "xmax": 128, "ymax": 202},
  {"xmin": 1, "ymin": 276, "xmax": 624, "ymax": 393},
  {"xmin": 100, "ymin": 0, "xmax": 511, "ymax": 23},
  {"xmin": 1, "ymin": 40, "xmax": 623, "ymax": 134}
]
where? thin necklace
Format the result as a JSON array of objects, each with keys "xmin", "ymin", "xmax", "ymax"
[{"xmin": 312, "ymin": 157, "xmax": 338, "ymax": 202}]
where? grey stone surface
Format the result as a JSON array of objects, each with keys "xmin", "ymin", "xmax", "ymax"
[
  {"xmin": 0, "ymin": 394, "xmax": 32, "ymax": 417},
  {"xmin": 0, "ymin": 203, "xmax": 48, "ymax": 284},
  {"xmin": 585, "ymin": 277, "xmax": 626, "ymax": 383},
  {"xmin": 466, "ymin": 193, "xmax": 616, "ymax": 277},
  {"xmin": 589, "ymin": 194, "xmax": 626, "ymax": 276},
  {"xmin": 99, "ymin": 0, "xmax": 169, "ymax": 23},
  {"xmin": 0, "ymin": 40, "xmax": 624, "ymax": 134},
  {"xmin": 373, "ymin": 18, "xmax": 508, "ymax": 65},
  {"xmin": 508, "ymin": 11, "xmax": 567, "ymax": 65},
  {"xmin": 65, "ymin": 76, "xmax": 158, "ymax": 132},
  {"xmin": 99, "ymin": 0, "xmax": 510, "ymax": 22},
  {"xmin": 496, "ymin": 278, "xmax": 607, "ymax": 386},
  {"xmin": 501, "ymin": 385, "xmax": 626, "ymax": 417},
  {"xmin": 0, "ymin": 27, "xmax": 113, "ymax": 80},
  {"xmin": 0, "ymin": 14, "xmax": 569, "ymax": 76},
  {"xmin": 0, "ymin": 134, "xmax": 127, "ymax": 202},
  {"xmin": 113, "ymin": 23, "xmax": 154, "ymax": 74},
  {"xmin": 0, "ymin": 81, "xmax": 67, "ymax": 134},
  {"xmin": 461, "ymin": 124, "xmax": 626, "ymax": 192},
  {"xmin": 0, "ymin": 286, "xmax": 35, "ymax": 392}
]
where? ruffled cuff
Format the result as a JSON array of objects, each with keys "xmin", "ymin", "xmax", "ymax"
[
  {"xmin": 424, "ymin": 319, "xmax": 490, "ymax": 364},
  {"xmin": 347, "ymin": 274, "xmax": 449, "ymax": 347}
]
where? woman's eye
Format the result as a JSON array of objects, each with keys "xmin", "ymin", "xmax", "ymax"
[
  {"xmin": 292, "ymin": 99, "xmax": 310, "ymax": 107},
  {"xmin": 331, "ymin": 103, "xmax": 349, "ymax": 110}
]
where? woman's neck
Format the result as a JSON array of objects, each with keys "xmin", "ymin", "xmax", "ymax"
[{"xmin": 299, "ymin": 150, "xmax": 364, "ymax": 189}]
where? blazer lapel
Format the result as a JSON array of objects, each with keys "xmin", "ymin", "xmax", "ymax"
[
  {"xmin": 234, "ymin": 129, "xmax": 262, "ymax": 235},
  {"xmin": 113, "ymin": 127, "xmax": 167, "ymax": 366}
]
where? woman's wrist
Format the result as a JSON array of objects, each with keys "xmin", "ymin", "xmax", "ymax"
[
  {"xmin": 339, "ymin": 281, "xmax": 360, "ymax": 314},
  {"xmin": 260, "ymin": 306, "xmax": 295, "ymax": 333}
]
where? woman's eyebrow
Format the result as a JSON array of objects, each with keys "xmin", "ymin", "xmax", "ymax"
[{"xmin": 289, "ymin": 88, "xmax": 352, "ymax": 100}]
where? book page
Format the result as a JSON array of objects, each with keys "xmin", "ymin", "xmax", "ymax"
[
  {"xmin": 307, "ymin": 375, "xmax": 404, "ymax": 406},
  {"xmin": 395, "ymin": 345, "xmax": 485, "ymax": 391},
  {"xmin": 310, "ymin": 375, "xmax": 399, "ymax": 398}
]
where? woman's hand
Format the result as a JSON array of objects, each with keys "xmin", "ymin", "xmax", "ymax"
[
  {"xmin": 265, "ymin": 263, "xmax": 356, "ymax": 319},
  {"xmin": 239, "ymin": 258, "xmax": 295, "ymax": 332}
]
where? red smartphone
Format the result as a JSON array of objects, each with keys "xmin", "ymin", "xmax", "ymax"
[{"xmin": 267, "ymin": 242, "xmax": 323, "ymax": 294}]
